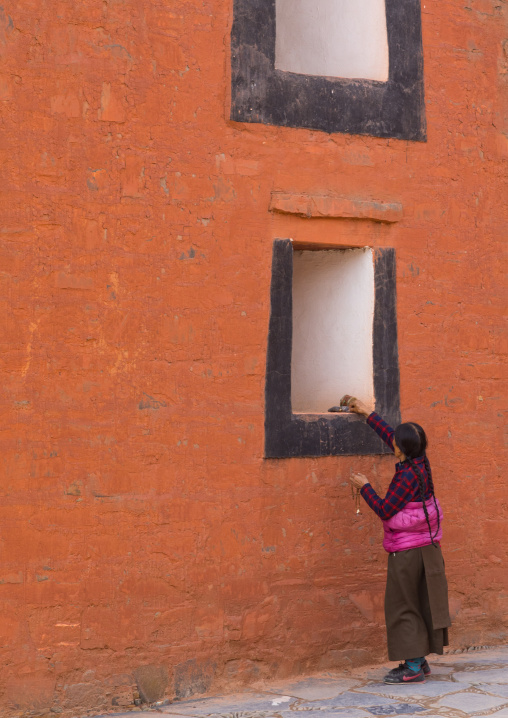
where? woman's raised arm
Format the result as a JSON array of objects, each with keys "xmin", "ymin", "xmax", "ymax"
[{"xmin": 348, "ymin": 397, "xmax": 395, "ymax": 451}]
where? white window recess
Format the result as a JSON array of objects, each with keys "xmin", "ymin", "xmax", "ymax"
[
  {"xmin": 291, "ymin": 247, "xmax": 375, "ymax": 414},
  {"xmin": 275, "ymin": 0, "xmax": 389, "ymax": 82}
]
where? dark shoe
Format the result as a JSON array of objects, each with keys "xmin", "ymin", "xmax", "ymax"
[
  {"xmin": 384, "ymin": 664, "xmax": 425, "ymax": 684},
  {"xmin": 387, "ymin": 660, "xmax": 431, "ymax": 678}
]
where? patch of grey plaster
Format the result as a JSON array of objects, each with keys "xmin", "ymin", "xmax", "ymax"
[{"xmin": 160, "ymin": 176, "xmax": 169, "ymax": 195}]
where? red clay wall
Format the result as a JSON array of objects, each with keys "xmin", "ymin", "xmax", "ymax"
[{"xmin": 1, "ymin": 0, "xmax": 507, "ymax": 713}]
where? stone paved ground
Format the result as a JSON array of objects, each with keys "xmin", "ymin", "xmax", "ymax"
[{"xmin": 100, "ymin": 646, "xmax": 508, "ymax": 718}]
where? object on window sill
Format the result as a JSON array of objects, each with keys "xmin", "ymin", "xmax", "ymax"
[{"xmin": 328, "ymin": 395, "xmax": 356, "ymax": 413}]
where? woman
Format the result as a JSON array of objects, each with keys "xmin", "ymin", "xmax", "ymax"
[{"xmin": 347, "ymin": 397, "xmax": 451, "ymax": 684}]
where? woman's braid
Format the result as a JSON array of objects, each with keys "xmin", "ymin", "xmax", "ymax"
[
  {"xmin": 424, "ymin": 454, "xmax": 440, "ymax": 538},
  {"xmin": 408, "ymin": 457, "xmax": 438, "ymax": 546},
  {"xmin": 423, "ymin": 455, "xmax": 434, "ymax": 493}
]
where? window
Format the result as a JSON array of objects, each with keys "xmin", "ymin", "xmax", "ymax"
[
  {"xmin": 275, "ymin": 0, "xmax": 389, "ymax": 82},
  {"xmin": 231, "ymin": 0, "xmax": 426, "ymax": 140},
  {"xmin": 291, "ymin": 248, "xmax": 375, "ymax": 414},
  {"xmin": 265, "ymin": 240, "xmax": 400, "ymax": 458}
]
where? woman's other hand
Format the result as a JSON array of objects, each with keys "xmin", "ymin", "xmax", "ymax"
[
  {"xmin": 348, "ymin": 397, "xmax": 374, "ymax": 418},
  {"xmin": 350, "ymin": 472, "xmax": 369, "ymax": 489}
]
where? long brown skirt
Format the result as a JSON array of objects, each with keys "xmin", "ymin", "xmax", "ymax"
[{"xmin": 385, "ymin": 544, "xmax": 451, "ymax": 661}]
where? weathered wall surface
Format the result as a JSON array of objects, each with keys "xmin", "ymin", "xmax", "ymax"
[{"xmin": 0, "ymin": 0, "xmax": 506, "ymax": 713}]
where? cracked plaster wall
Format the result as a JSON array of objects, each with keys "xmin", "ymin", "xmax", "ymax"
[{"xmin": 0, "ymin": 0, "xmax": 506, "ymax": 714}]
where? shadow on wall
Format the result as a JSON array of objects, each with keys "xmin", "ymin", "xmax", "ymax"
[{"xmin": 133, "ymin": 660, "xmax": 218, "ymax": 704}]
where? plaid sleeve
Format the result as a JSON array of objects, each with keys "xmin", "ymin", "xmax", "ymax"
[
  {"xmin": 366, "ymin": 412, "xmax": 395, "ymax": 452},
  {"xmin": 360, "ymin": 473, "xmax": 415, "ymax": 520}
]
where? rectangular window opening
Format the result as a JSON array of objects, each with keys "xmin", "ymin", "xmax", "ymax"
[
  {"xmin": 264, "ymin": 239, "xmax": 400, "ymax": 457},
  {"xmin": 275, "ymin": 0, "xmax": 389, "ymax": 82},
  {"xmin": 291, "ymin": 247, "xmax": 375, "ymax": 414}
]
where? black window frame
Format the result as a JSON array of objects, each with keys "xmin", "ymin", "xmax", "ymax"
[
  {"xmin": 231, "ymin": 0, "xmax": 426, "ymax": 141},
  {"xmin": 265, "ymin": 240, "xmax": 401, "ymax": 458}
]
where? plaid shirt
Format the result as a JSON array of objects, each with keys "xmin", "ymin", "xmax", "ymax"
[{"xmin": 360, "ymin": 412, "xmax": 432, "ymax": 520}]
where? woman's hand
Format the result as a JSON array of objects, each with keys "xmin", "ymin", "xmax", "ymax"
[
  {"xmin": 348, "ymin": 397, "xmax": 374, "ymax": 418},
  {"xmin": 350, "ymin": 472, "xmax": 369, "ymax": 489}
]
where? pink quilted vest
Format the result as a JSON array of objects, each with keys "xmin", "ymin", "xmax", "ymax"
[{"xmin": 383, "ymin": 498, "xmax": 443, "ymax": 553}]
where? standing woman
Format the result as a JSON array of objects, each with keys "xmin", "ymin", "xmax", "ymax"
[{"xmin": 347, "ymin": 397, "xmax": 451, "ymax": 684}]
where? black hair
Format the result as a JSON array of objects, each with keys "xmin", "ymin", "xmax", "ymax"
[{"xmin": 394, "ymin": 422, "xmax": 440, "ymax": 546}]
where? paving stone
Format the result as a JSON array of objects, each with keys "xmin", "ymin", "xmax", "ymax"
[
  {"xmin": 445, "ymin": 653, "xmax": 508, "ymax": 668},
  {"xmin": 363, "ymin": 668, "xmax": 393, "ymax": 681},
  {"xmin": 427, "ymin": 665, "xmax": 454, "ymax": 675},
  {"xmin": 365, "ymin": 705, "xmax": 426, "ymax": 716},
  {"xmin": 162, "ymin": 693, "xmax": 297, "ymax": 716},
  {"xmin": 480, "ymin": 684, "xmax": 508, "ymax": 698},
  {"xmin": 434, "ymin": 691, "xmax": 507, "ymax": 713},
  {"xmin": 355, "ymin": 679, "xmax": 471, "ymax": 698},
  {"xmin": 310, "ymin": 692, "xmax": 402, "ymax": 709},
  {"xmin": 278, "ymin": 710, "xmax": 369, "ymax": 718},
  {"xmin": 261, "ymin": 676, "xmax": 360, "ymax": 700},
  {"xmin": 453, "ymin": 668, "xmax": 508, "ymax": 684}
]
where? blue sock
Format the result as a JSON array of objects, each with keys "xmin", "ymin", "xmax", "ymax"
[{"xmin": 406, "ymin": 657, "xmax": 424, "ymax": 672}]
